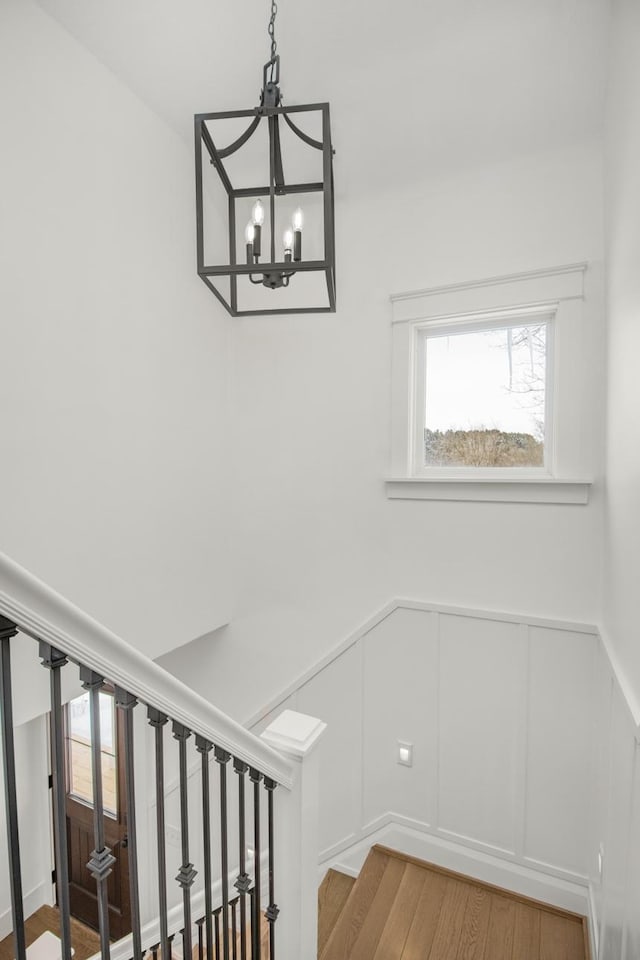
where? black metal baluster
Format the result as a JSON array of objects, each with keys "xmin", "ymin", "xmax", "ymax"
[
  {"xmin": 80, "ymin": 668, "xmax": 116, "ymax": 960},
  {"xmin": 249, "ymin": 769, "xmax": 263, "ymax": 960},
  {"xmin": 150, "ymin": 944, "xmax": 159, "ymax": 960},
  {"xmin": 115, "ymin": 688, "xmax": 142, "ymax": 960},
  {"xmin": 0, "ymin": 618, "xmax": 26, "ymax": 960},
  {"xmin": 248, "ymin": 889, "xmax": 255, "ymax": 960},
  {"xmin": 233, "ymin": 760, "xmax": 250, "ymax": 960},
  {"xmin": 214, "ymin": 909, "xmax": 221, "ymax": 960},
  {"xmin": 196, "ymin": 917, "xmax": 205, "ymax": 960},
  {"xmin": 195, "ymin": 737, "xmax": 214, "ymax": 960},
  {"xmin": 230, "ymin": 898, "xmax": 238, "ymax": 960},
  {"xmin": 173, "ymin": 723, "xmax": 197, "ymax": 960},
  {"xmin": 39, "ymin": 643, "xmax": 72, "ymax": 960},
  {"xmin": 263, "ymin": 780, "xmax": 278, "ymax": 960},
  {"xmin": 147, "ymin": 708, "xmax": 169, "ymax": 960},
  {"xmin": 214, "ymin": 748, "xmax": 231, "ymax": 960}
]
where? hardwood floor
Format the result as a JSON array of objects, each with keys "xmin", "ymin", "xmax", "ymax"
[
  {"xmin": 319, "ymin": 846, "xmax": 589, "ymax": 960},
  {"xmin": 0, "ymin": 906, "xmax": 100, "ymax": 960},
  {"xmin": 1, "ymin": 848, "xmax": 588, "ymax": 960},
  {"xmin": 318, "ymin": 870, "xmax": 356, "ymax": 956}
]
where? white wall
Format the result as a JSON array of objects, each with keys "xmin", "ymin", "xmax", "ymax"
[
  {"xmin": 0, "ymin": 0, "xmax": 232, "ymax": 661},
  {"xmin": 602, "ymin": 0, "xmax": 640, "ymax": 708},
  {"xmin": 246, "ymin": 602, "xmax": 598, "ymax": 902},
  {"xmin": 160, "ymin": 140, "xmax": 606, "ymax": 720},
  {"xmin": 0, "ymin": 716, "xmax": 52, "ymax": 939},
  {"xmin": 592, "ymin": 7, "xmax": 640, "ymax": 954},
  {"xmin": 163, "ymin": 594, "xmax": 640, "ymax": 955},
  {"xmin": 589, "ymin": 641, "xmax": 640, "ymax": 960},
  {"xmin": 0, "ymin": 3, "xmax": 619, "ymax": 952}
]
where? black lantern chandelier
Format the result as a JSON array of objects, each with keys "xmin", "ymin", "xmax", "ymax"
[{"xmin": 194, "ymin": 1, "xmax": 336, "ymax": 316}]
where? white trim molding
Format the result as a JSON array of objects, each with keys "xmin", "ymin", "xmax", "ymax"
[
  {"xmin": 0, "ymin": 882, "xmax": 52, "ymax": 941},
  {"xmin": 587, "ymin": 882, "xmax": 599, "ymax": 959},
  {"xmin": 249, "ymin": 596, "xmax": 599, "ymax": 924},
  {"xmin": 261, "ymin": 709, "xmax": 327, "ymax": 760},
  {"xmin": 321, "ymin": 818, "xmax": 591, "ymax": 918},
  {"xmin": 587, "ymin": 632, "xmax": 640, "ymax": 960},
  {"xmin": 598, "ymin": 626, "xmax": 640, "ymax": 729},
  {"xmin": 0, "ymin": 551, "xmax": 294, "ymax": 788},
  {"xmin": 246, "ymin": 597, "xmax": 598, "ymax": 730},
  {"xmin": 262, "ymin": 711, "xmax": 327, "ymax": 960},
  {"xmin": 389, "ymin": 262, "xmax": 597, "ymax": 501},
  {"xmin": 390, "ymin": 262, "xmax": 588, "ymax": 322},
  {"xmin": 385, "ymin": 477, "xmax": 591, "ymax": 504}
]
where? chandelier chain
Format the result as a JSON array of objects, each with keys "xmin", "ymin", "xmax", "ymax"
[{"xmin": 268, "ymin": 0, "xmax": 278, "ymax": 61}]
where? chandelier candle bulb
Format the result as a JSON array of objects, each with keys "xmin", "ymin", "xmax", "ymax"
[
  {"xmin": 292, "ymin": 207, "xmax": 303, "ymax": 261},
  {"xmin": 252, "ymin": 200, "xmax": 264, "ymax": 257},
  {"xmin": 283, "ymin": 228, "xmax": 293, "ymax": 263},
  {"xmin": 245, "ymin": 223, "xmax": 255, "ymax": 263},
  {"xmin": 252, "ymin": 199, "xmax": 265, "ymax": 225}
]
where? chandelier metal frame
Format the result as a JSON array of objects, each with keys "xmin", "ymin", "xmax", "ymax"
[{"xmin": 194, "ymin": 4, "xmax": 336, "ymax": 316}]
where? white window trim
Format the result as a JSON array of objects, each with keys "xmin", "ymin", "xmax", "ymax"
[{"xmin": 387, "ymin": 262, "xmax": 592, "ymax": 504}]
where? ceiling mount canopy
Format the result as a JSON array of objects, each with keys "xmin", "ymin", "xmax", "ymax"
[{"xmin": 194, "ymin": 0, "xmax": 336, "ymax": 316}]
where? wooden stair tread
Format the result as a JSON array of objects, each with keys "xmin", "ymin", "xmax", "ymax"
[
  {"xmin": 319, "ymin": 845, "xmax": 589, "ymax": 960},
  {"xmin": 191, "ymin": 913, "xmax": 269, "ymax": 960},
  {"xmin": 320, "ymin": 848, "xmax": 390, "ymax": 960},
  {"xmin": 318, "ymin": 870, "xmax": 356, "ymax": 957},
  {"xmin": 0, "ymin": 907, "xmax": 100, "ymax": 960}
]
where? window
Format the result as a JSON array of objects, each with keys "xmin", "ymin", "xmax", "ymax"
[
  {"xmin": 66, "ymin": 690, "xmax": 118, "ymax": 816},
  {"xmin": 414, "ymin": 312, "xmax": 552, "ymax": 476},
  {"xmin": 388, "ymin": 263, "xmax": 593, "ymax": 503}
]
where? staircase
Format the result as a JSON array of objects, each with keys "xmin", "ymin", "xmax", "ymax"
[
  {"xmin": 318, "ymin": 846, "xmax": 590, "ymax": 960},
  {"xmin": 0, "ymin": 551, "xmax": 326, "ymax": 960},
  {"xmin": 0, "ymin": 549, "xmax": 592, "ymax": 960}
]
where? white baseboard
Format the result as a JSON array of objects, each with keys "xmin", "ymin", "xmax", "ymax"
[
  {"xmin": 319, "ymin": 818, "xmax": 591, "ymax": 919},
  {"xmin": 0, "ymin": 882, "xmax": 52, "ymax": 941}
]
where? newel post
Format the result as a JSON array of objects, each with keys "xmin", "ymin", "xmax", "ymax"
[{"xmin": 261, "ymin": 709, "xmax": 327, "ymax": 960}]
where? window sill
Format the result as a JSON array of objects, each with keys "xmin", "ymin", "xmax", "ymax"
[{"xmin": 385, "ymin": 477, "xmax": 592, "ymax": 504}]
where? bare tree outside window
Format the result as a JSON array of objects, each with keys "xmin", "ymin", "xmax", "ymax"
[
  {"xmin": 502, "ymin": 324, "xmax": 546, "ymax": 441},
  {"xmin": 423, "ymin": 322, "xmax": 548, "ymax": 468}
]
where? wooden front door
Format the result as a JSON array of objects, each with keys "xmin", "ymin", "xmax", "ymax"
[{"xmin": 63, "ymin": 689, "xmax": 131, "ymax": 940}]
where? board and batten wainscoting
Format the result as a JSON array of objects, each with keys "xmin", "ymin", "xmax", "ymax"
[
  {"xmin": 591, "ymin": 635, "xmax": 640, "ymax": 960},
  {"xmin": 248, "ymin": 600, "xmax": 602, "ymax": 939}
]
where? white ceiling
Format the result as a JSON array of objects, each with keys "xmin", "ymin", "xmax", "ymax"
[{"xmin": 35, "ymin": 0, "xmax": 610, "ymax": 193}]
